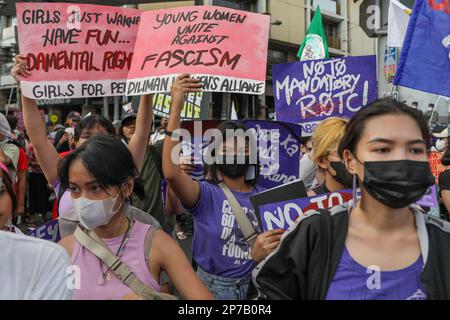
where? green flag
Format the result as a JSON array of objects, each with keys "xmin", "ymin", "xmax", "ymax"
[{"xmin": 297, "ymin": 6, "xmax": 329, "ymax": 60}]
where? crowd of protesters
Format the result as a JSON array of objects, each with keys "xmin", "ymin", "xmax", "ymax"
[{"xmin": 2, "ymin": 53, "xmax": 450, "ymax": 301}]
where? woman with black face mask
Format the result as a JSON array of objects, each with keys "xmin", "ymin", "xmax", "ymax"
[
  {"xmin": 163, "ymin": 74, "xmax": 284, "ymax": 300},
  {"xmin": 308, "ymin": 117, "xmax": 352, "ymax": 196},
  {"xmin": 247, "ymin": 98, "xmax": 450, "ymax": 300}
]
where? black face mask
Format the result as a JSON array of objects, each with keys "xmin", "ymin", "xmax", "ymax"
[
  {"xmin": 216, "ymin": 155, "xmax": 250, "ymax": 178},
  {"xmin": 359, "ymin": 159, "xmax": 434, "ymax": 209},
  {"xmin": 329, "ymin": 161, "xmax": 354, "ymax": 188}
]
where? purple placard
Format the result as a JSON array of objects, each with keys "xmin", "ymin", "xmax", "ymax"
[
  {"xmin": 242, "ymin": 120, "xmax": 302, "ymax": 190},
  {"xmin": 171, "ymin": 120, "xmax": 302, "ymax": 190},
  {"xmin": 273, "ymin": 55, "xmax": 377, "ymax": 136},
  {"xmin": 416, "ymin": 185, "xmax": 438, "ymax": 208},
  {"xmin": 27, "ymin": 219, "xmax": 61, "ymax": 242},
  {"xmin": 259, "ymin": 189, "xmax": 353, "ymax": 231}
]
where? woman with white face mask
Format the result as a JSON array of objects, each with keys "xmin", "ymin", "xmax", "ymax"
[
  {"xmin": 57, "ymin": 135, "xmax": 213, "ymax": 300},
  {"xmin": 11, "ymin": 55, "xmax": 153, "ymax": 218}
]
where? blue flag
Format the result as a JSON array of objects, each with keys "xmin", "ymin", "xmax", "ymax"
[{"xmin": 394, "ymin": 0, "xmax": 450, "ymax": 97}]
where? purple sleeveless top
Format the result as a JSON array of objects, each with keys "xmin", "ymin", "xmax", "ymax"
[{"xmin": 71, "ymin": 220, "xmax": 160, "ymax": 300}]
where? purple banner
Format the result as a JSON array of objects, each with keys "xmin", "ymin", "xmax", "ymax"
[
  {"xmin": 259, "ymin": 184, "xmax": 438, "ymax": 231},
  {"xmin": 174, "ymin": 120, "xmax": 302, "ymax": 190},
  {"xmin": 416, "ymin": 185, "xmax": 439, "ymax": 208},
  {"xmin": 242, "ymin": 120, "xmax": 302, "ymax": 189},
  {"xmin": 27, "ymin": 219, "xmax": 61, "ymax": 242},
  {"xmin": 273, "ymin": 55, "xmax": 377, "ymax": 136}
]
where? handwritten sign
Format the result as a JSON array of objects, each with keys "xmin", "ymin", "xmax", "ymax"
[
  {"xmin": 126, "ymin": 6, "xmax": 269, "ymax": 95},
  {"xmin": 242, "ymin": 120, "xmax": 302, "ymax": 189},
  {"xmin": 153, "ymin": 92, "xmax": 203, "ymax": 120},
  {"xmin": 259, "ymin": 184, "xmax": 438, "ymax": 231},
  {"xmin": 273, "ymin": 55, "xmax": 377, "ymax": 136},
  {"xmin": 17, "ymin": 4, "xmax": 268, "ymax": 99},
  {"xmin": 259, "ymin": 190, "xmax": 353, "ymax": 231},
  {"xmin": 16, "ymin": 3, "xmax": 140, "ymax": 99},
  {"xmin": 27, "ymin": 219, "xmax": 61, "ymax": 242}
]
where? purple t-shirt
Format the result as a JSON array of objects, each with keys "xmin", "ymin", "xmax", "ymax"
[
  {"xmin": 326, "ymin": 247, "xmax": 426, "ymax": 300},
  {"xmin": 188, "ymin": 181, "xmax": 263, "ymax": 279}
]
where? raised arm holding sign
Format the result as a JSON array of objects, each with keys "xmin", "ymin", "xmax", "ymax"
[{"xmin": 11, "ymin": 55, "xmax": 153, "ymax": 190}]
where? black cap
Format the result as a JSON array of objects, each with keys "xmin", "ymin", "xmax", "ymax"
[
  {"xmin": 67, "ymin": 111, "xmax": 81, "ymax": 121},
  {"xmin": 121, "ymin": 113, "xmax": 137, "ymax": 126}
]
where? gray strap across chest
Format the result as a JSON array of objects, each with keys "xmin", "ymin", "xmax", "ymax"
[
  {"xmin": 219, "ymin": 182, "xmax": 257, "ymax": 248},
  {"xmin": 74, "ymin": 226, "xmax": 176, "ymax": 300}
]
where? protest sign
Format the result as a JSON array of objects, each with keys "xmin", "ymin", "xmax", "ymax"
[
  {"xmin": 126, "ymin": 6, "xmax": 269, "ymax": 95},
  {"xmin": 416, "ymin": 185, "xmax": 439, "ymax": 208},
  {"xmin": 250, "ymin": 180, "xmax": 308, "ymax": 228},
  {"xmin": 27, "ymin": 219, "xmax": 61, "ymax": 242},
  {"xmin": 241, "ymin": 120, "xmax": 302, "ymax": 189},
  {"xmin": 258, "ymin": 184, "xmax": 439, "ymax": 231},
  {"xmin": 16, "ymin": 2, "xmax": 140, "ymax": 99},
  {"xmin": 258, "ymin": 190, "xmax": 353, "ymax": 231},
  {"xmin": 153, "ymin": 92, "xmax": 203, "ymax": 120},
  {"xmin": 428, "ymin": 151, "xmax": 449, "ymax": 184},
  {"xmin": 273, "ymin": 55, "xmax": 377, "ymax": 136},
  {"xmin": 16, "ymin": 4, "xmax": 269, "ymax": 99},
  {"xmin": 175, "ymin": 120, "xmax": 302, "ymax": 189}
]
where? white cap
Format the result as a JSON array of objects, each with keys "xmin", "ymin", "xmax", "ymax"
[
  {"xmin": 433, "ymin": 128, "xmax": 448, "ymax": 138},
  {"xmin": 65, "ymin": 128, "xmax": 74, "ymax": 136}
]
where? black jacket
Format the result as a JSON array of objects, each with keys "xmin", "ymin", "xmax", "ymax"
[{"xmin": 247, "ymin": 202, "xmax": 450, "ymax": 300}]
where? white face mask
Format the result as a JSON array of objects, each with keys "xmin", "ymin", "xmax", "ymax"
[
  {"xmin": 436, "ymin": 139, "xmax": 447, "ymax": 152},
  {"xmin": 73, "ymin": 193, "xmax": 121, "ymax": 230}
]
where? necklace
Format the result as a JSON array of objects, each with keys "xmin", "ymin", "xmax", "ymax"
[{"xmin": 97, "ymin": 218, "xmax": 134, "ymax": 285}]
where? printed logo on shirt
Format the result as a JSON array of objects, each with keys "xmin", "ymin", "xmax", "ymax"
[
  {"xmin": 366, "ymin": 265, "xmax": 381, "ymax": 290},
  {"xmin": 66, "ymin": 265, "xmax": 81, "ymax": 290},
  {"xmin": 406, "ymin": 289, "xmax": 426, "ymax": 300},
  {"xmin": 220, "ymin": 200, "xmax": 259, "ymax": 265}
]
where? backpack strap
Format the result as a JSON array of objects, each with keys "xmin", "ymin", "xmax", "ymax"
[
  {"xmin": 143, "ymin": 227, "xmax": 170, "ymax": 286},
  {"xmin": 144, "ymin": 227, "xmax": 156, "ymax": 263},
  {"xmin": 74, "ymin": 226, "xmax": 177, "ymax": 300},
  {"xmin": 219, "ymin": 182, "xmax": 258, "ymax": 248}
]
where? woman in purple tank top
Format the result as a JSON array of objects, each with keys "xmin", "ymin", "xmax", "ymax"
[{"xmin": 57, "ymin": 135, "xmax": 213, "ymax": 300}]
